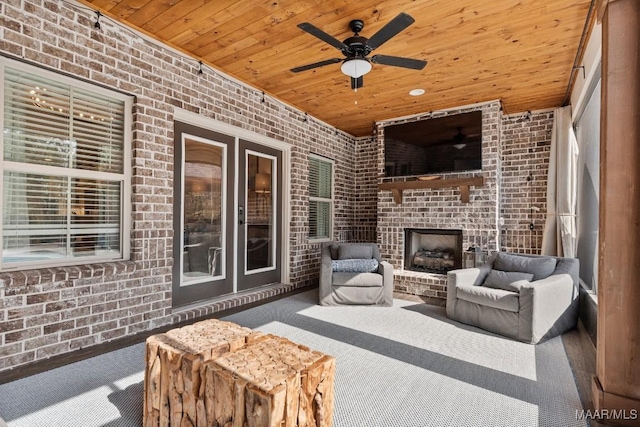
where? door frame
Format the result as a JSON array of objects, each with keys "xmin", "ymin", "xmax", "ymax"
[{"xmin": 174, "ymin": 108, "xmax": 291, "ymax": 289}]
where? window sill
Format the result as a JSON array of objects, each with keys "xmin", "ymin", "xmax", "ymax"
[
  {"xmin": 0, "ymin": 260, "xmax": 137, "ymax": 289},
  {"xmin": 579, "ymin": 279, "xmax": 598, "ymax": 305},
  {"xmin": 308, "ymin": 238, "xmax": 332, "ymax": 244}
]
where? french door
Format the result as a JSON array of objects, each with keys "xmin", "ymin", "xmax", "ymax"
[
  {"xmin": 237, "ymin": 139, "xmax": 282, "ymax": 291},
  {"xmin": 172, "ymin": 122, "xmax": 282, "ymax": 307}
]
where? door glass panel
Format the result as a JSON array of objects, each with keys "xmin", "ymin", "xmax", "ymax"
[
  {"xmin": 183, "ymin": 138, "xmax": 224, "ymax": 284},
  {"xmin": 246, "ymin": 153, "xmax": 274, "ymax": 272}
]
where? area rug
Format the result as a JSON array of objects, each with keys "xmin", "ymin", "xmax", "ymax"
[{"xmin": 0, "ymin": 289, "xmax": 586, "ymax": 426}]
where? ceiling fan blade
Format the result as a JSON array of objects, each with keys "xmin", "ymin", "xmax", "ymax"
[
  {"xmin": 298, "ymin": 22, "xmax": 349, "ymax": 51},
  {"xmin": 366, "ymin": 13, "xmax": 415, "ymax": 51},
  {"xmin": 371, "ymin": 54, "xmax": 427, "ymax": 70},
  {"xmin": 350, "ymin": 76, "xmax": 363, "ymax": 90},
  {"xmin": 290, "ymin": 58, "xmax": 342, "ymax": 73}
]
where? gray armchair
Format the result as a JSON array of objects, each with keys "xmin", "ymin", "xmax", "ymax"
[
  {"xmin": 446, "ymin": 252, "xmax": 579, "ymax": 344},
  {"xmin": 319, "ymin": 242, "xmax": 393, "ymax": 306}
]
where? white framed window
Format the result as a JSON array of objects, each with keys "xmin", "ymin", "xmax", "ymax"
[
  {"xmin": 308, "ymin": 154, "xmax": 333, "ymax": 241},
  {"xmin": 0, "ymin": 58, "xmax": 132, "ymax": 270}
]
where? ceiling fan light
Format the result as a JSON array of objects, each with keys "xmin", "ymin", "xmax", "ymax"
[
  {"xmin": 453, "ymin": 143, "xmax": 466, "ymax": 150},
  {"xmin": 341, "ymin": 59, "xmax": 372, "ymax": 78}
]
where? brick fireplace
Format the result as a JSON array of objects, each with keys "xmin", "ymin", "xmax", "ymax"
[
  {"xmin": 372, "ymin": 101, "xmax": 554, "ymax": 299},
  {"xmin": 376, "ymin": 101, "xmax": 502, "ymax": 299}
]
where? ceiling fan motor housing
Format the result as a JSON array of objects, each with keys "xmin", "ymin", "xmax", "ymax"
[{"xmin": 343, "ymin": 35, "xmax": 370, "ymax": 58}]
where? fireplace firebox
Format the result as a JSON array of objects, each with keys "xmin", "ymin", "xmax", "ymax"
[{"xmin": 404, "ymin": 228, "xmax": 463, "ymax": 274}]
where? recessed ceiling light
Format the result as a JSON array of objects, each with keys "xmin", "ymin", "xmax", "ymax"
[{"xmin": 409, "ymin": 88, "xmax": 425, "ymax": 96}]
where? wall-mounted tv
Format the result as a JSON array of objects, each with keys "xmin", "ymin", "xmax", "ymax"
[{"xmin": 384, "ymin": 111, "xmax": 483, "ymax": 177}]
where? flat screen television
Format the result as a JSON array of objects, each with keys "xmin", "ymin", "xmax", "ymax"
[{"xmin": 384, "ymin": 110, "xmax": 483, "ymax": 177}]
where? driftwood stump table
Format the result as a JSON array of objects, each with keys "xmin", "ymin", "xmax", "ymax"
[
  {"xmin": 143, "ymin": 319, "xmax": 262, "ymax": 427},
  {"xmin": 204, "ymin": 334, "xmax": 336, "ymax": 427},
  {"xmin": 143, "ymin": 320, "xmax": 336, "ymax": 427}
]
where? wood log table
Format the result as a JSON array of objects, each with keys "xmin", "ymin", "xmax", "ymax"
[
  {"xmin": 203, "ymin": 334, "xmax": 336, "ymax": 427},
  {"xmin": 143, "ymin": 319, "xmax": 262, "ymax": 427}
]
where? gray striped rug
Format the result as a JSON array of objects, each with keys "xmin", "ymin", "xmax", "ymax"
[{"xmin": 0, "ymin": 290, "xmax": 586, "ymax": 427}]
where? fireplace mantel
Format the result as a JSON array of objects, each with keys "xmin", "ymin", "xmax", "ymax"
[{"xmin": 378, "ymin": 176, "xmax": 485, "ymax": 204}]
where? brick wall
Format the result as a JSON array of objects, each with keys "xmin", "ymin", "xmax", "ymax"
[
  {"xmin": 500, "ymin": 110, "xmax": 554, "ymax": 253},
  {"xmin": 0, "ymin": 1, "xmax": 357, "ymax": 373},
  {"xmin": 353, "ymin": 136, "xmax": 378, "ymax": 243}
]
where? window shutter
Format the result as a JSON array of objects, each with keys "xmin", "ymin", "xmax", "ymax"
[
  {"xmin": 309, "ymin": 200, "xmax": 331, "ymax": 239},
  {"xmin": 309, "ymin": 157, "xmax": 320, "ymax": 198},
  {"xmin": 309, "ymin": 157, "xmax": 332, "ymax": 198},
  {"xmin": 309, "ymin": 156, "xmax": 333, "ymax": 239}
]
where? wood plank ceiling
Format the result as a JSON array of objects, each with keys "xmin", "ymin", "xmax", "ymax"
[{"xmin": 78, "ymin": 0, "xmax": 593, "ymax": 137}]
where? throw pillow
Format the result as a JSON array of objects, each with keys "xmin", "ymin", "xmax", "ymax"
[
  {"xmin": 483, "ymin": 270, "xmax": 534, "ymax": 292},
  {"xmin": 338, "ymin": 244, "xmax": 373, "ymax": 260},
  {"xmin": 494, "ymin": 252, "xmax": 557, "ymax": 280},
  {"xmin": 332, "ymin": 259, "xmax": 379, "ymax": 273}
]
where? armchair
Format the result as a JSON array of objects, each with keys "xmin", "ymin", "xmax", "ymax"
[
  {"xmin": 319, "ymin": 242, "xmax": 393, "ymax": 306},
  {"xmin": 446, "ymin": 252, "xmax": 579, "ymax": 344}
]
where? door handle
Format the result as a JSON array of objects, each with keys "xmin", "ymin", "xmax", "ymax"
[{"xmin": 238, "ymin": 206, "xmax": 244, "ymax": 225}]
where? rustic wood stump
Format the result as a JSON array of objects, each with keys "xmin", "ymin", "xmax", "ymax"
[
  {"xmin": 204, "ymin": 334, "xmax": 336, "ymax": 427},
  {"xmin": 143, "ymin": 319, "xmax": 262, "ymax": 427}
]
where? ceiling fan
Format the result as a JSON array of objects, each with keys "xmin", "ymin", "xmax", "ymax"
[
  {"xmin": 453, "ymin": 127, "xmax": 467, "ymax": 149},
  {"xmin": 290, "ymin": 13, "xmax": 427, "ymax": 90}
]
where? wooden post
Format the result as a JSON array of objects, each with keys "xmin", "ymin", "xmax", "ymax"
[{"xmin": 594, "ymin": 0, "xmax": 640, "ymax": 424}]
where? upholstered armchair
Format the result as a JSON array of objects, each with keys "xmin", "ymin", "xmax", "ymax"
[
  {"xmin": 319, "ymin": 242, "xmax": 394, "ymax": 306},
  {"xmin": 446, "ymin": 252, "xmax": 579, "ymax": 344}
]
